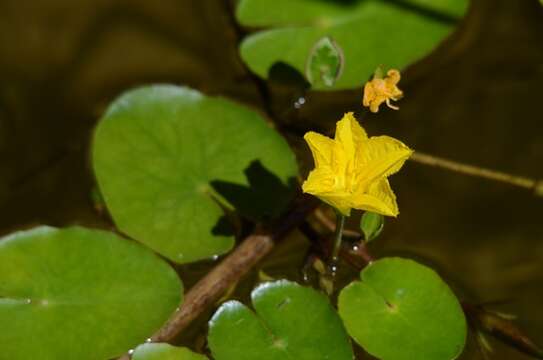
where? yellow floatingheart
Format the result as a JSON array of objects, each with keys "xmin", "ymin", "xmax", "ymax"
[
  {"xmin": 363, "ymin": 69, "xmax": 403, "ymax": 113},
  {"xmin": 302, "ymin": 112, "xmax": 412, "ymax": 216}
]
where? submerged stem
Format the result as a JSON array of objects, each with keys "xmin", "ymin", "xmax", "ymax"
[{"xmin": 331, "ymin": 211, "xmax": 345, "ymax": 266}]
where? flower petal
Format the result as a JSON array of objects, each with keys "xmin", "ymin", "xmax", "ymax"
[
  {"xmin": 351, "ymin": 178, "xmax": 399, "ymax": 217},
  {"xmin": 334, "ymin": 112, "xmax": 368, "ymax": 161},
  {"xmin": 302, "ymin": 169, "xmax": 352, "ymax": 215},
  {"xmin": 304, "ymin": 131, "xmax": 335, "ymax": 168},
  {"xmin": 302, "ymin": 167, "xmax": 336, "ymax": 195},
  {"xmin": 355, "ymin": 135, "xmax": 413, "ymax": 186},
  {"xmin": 385, "ymin": 69, "xmax": 401, "ymax": 85},
  {"xmin": 330, "ymin": 139, "xmax": 348, "ymax": 180},
  {"xmin": 319, "ymin": 193, "xmax": 352, "ymax": 216},
  {"xmin": 362, "ymin": 83, "xmax": 374, "ymax": 108},
  {"xmin": 369, "ymin": 96, "xmax": 387, "ymax": 113}
]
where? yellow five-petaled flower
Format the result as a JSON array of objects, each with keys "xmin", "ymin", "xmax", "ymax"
[
  {"xmin": 302, "ymin": 112, "xmax": 412, "ymax": 217},
  {"xmin": 363, "ymin": 69, "xmax": 403, "ymax": 113}
]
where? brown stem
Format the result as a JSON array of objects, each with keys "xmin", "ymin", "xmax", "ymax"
[
  {"xmin": 151, "ymin": 234, "xmax": 274, "ymax": 343},
  {"xmin": 348, "ymin": 241, "xmax": 374, "ymax": 265},
  {"xmin": 117, "ymin": 195, "xmax": 319, "ymax": 360},
  {"xmin": 462, "ymin": 302, "xmax": 543, "ymax": 359}
]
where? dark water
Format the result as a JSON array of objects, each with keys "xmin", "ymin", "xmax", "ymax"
[{"xmin": 0, "ymin": 0, "xmax": 542, "ymax": 359}]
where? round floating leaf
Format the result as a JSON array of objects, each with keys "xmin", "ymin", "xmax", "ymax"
[
  {"xmin": 0, "ymin": 226, "xmax": 182, "ymax": 360},
  {"xmin": 93, "ymin": 85, "xmax": 298, "ymax": 264},
  {"xmin": 237, "ymin": 0, "xmax": 468, "ymax": 90},
  {"xmin": 132, "ymin": 343, "xmax": 208, "ymax": 360},
  {"xmin": 338, "ymin": 257, "xmax": 466, "ymax": 360},
  {"xmin": 208, "ymin": 280, "xmax": 353, "ymax": 360}
]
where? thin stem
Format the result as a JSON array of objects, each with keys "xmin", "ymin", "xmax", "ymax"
[
  {"xmin": 331, "ymin": 211, "xmax": 345, "ymax": 264},
  {"xmin": 313, "ymin": 208, "xmax": 361, "ymax": 238},
  {"xmin": 299, "ymin": 220, "xmax": 372, "ymax": 271},
  {"xmin": 410, "ymin": 151, "xmax": 542, "ymax": 195}
]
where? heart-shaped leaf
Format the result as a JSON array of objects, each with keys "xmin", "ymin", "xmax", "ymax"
[
  {"xmin": 237, "ymin": 0, "xmax": 468, "ymax": 90},
  {"xmin": 93, "ymin": 85, "xmax": 298, "ymax": 264},
  {"xmin": 132, "ymin": 343, "xmax": 208, "ymax": 360},
  {"xmin": 0, "ymin": 226, "xmax": 182, "ymax": 360},
  {"xmin": 338, "ymin": 257, "xmax": 466, "ymax": 360},
  {"xmin": 208, "ymin": 280, "xmax": 353, "ymax": 360}
]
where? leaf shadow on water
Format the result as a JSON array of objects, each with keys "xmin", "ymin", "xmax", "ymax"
[
  {"xmin": 346, "ymin": 0, "xmax": 462, "ymax": 22},
  {"xmin": 210, "ymin": 160, "xmax": 298, "ymax": 237},
  {"xmin": 268, "ymin": 61, "xmax": 310, "ymax": 89}
]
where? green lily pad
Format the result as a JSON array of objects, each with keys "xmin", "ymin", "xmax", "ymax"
[
  {"xmin": 208, "ymin": 280, "xmax": 353, "ymax": 360},
  {"xmin": 93, "ymin": 85, "xmax": 298, "ymax": 264},
  {"xmin": 132, "ymin": 343, "xmax": 208, "ymax": 360},
  {"xmin": 338, "ymin": 257, "xmax": 466, "ymax": 360},
  {"xmin": 0, "ymin": 226, "xmax": 182, "ymax": 360},
  {"xmin": 237, "ymin": 0, "xmax": 468, "ymax": 90}
]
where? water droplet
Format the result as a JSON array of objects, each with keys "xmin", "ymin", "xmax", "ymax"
[
  {"xmin": 128, "ymin": 349, "xmax": 134, "ymax": 355},
  {"xmin": 294, "ymin": 96, "xmax": 306, "ymax": 109},
  {"xmin": 212, "ymin": 255, "xmax": 219, "ymax": 261}
]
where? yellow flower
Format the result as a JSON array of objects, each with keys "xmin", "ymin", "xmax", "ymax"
[
  {"xmin": 362, "ymin": 69, "xmax": 403, "ymax": 113},
  {"xmin": 302, "ymin": 112, "xmax": 412, "ymax": 217}
]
